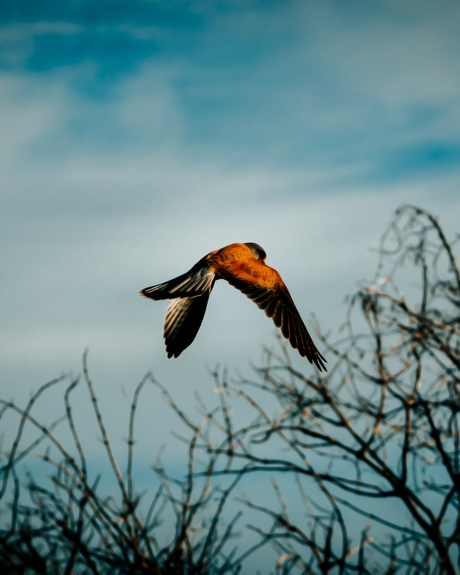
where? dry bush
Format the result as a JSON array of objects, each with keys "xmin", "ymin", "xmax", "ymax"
[{"xmin": 0, "ymin": 355, "xmax": 245, "ymax": 574}]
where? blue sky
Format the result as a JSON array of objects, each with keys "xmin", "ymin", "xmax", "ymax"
[{"xmin": 1, "ymin": 1, "xmax": 460, "ymax": 568}]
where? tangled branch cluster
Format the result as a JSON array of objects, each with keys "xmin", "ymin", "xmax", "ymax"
[{"xmin": 0, "ymin": 357, "xmax": 244, "ymax": 575}]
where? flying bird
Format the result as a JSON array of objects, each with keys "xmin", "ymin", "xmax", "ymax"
[{"xmin": 140, "ymin": 242, "xmax": 326, "ymax": 371}]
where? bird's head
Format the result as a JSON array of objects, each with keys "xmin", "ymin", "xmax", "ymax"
[{"xmin": 244, "ymin": 242, "xmax": 267, "ymax": 262}]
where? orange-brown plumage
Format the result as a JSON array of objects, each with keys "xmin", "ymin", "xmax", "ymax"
[{"xmin": 140, "ymin": 242, "xmax": 326, "ymax": 371}]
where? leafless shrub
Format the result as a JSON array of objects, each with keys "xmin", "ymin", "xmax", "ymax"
[{"xmin": 0, "ymin": 353, "xmax": 246, "ymax": 574}]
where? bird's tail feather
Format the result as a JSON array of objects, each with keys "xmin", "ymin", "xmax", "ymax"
[{"xmin": 140, "ymin": 264, "xmax": 214, "ymax": 300}]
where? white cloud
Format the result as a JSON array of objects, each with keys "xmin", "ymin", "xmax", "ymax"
[{"xmin": 0, "ymin": 73, "xmax": 69, "ymax": 164}]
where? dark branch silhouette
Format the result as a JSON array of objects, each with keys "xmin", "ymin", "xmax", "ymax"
[{"xmin": 0, "ymin": 353, "xmax": 248, "ymax": 574}]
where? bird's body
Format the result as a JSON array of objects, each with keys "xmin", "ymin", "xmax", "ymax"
[{"xmin": 140, "ymin": 242, "xmax": 326, "ymax": 371}]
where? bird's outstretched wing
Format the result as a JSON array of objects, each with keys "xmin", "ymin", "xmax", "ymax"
[
  {"xmin": 163, "ymin": 293, "xmax": 212, "ymax": 358},
  {"xmin": 210, "ymin": 254, "xmax": 327, "ymax": 372}
]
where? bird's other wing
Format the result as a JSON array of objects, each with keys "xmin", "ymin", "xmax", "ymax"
[
  {"xmin": 212, "ymin": 257, "xmax": 327, "ymax": 372},
  {"xmin": 163, "ymin": 289, "xmax": 213, "ymax": 358},
  {"xmin": 140, "ymin": 260, "xmax": 214, "ymax": 300}
]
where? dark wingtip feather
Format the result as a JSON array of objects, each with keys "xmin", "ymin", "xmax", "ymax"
[
  {"xmin": 311, "ymin": 351, "xmax": 327, "ymax": 373},
  {"xmin": 167, "ymin": 348, "xmax": 183, "ymax": 359}
]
